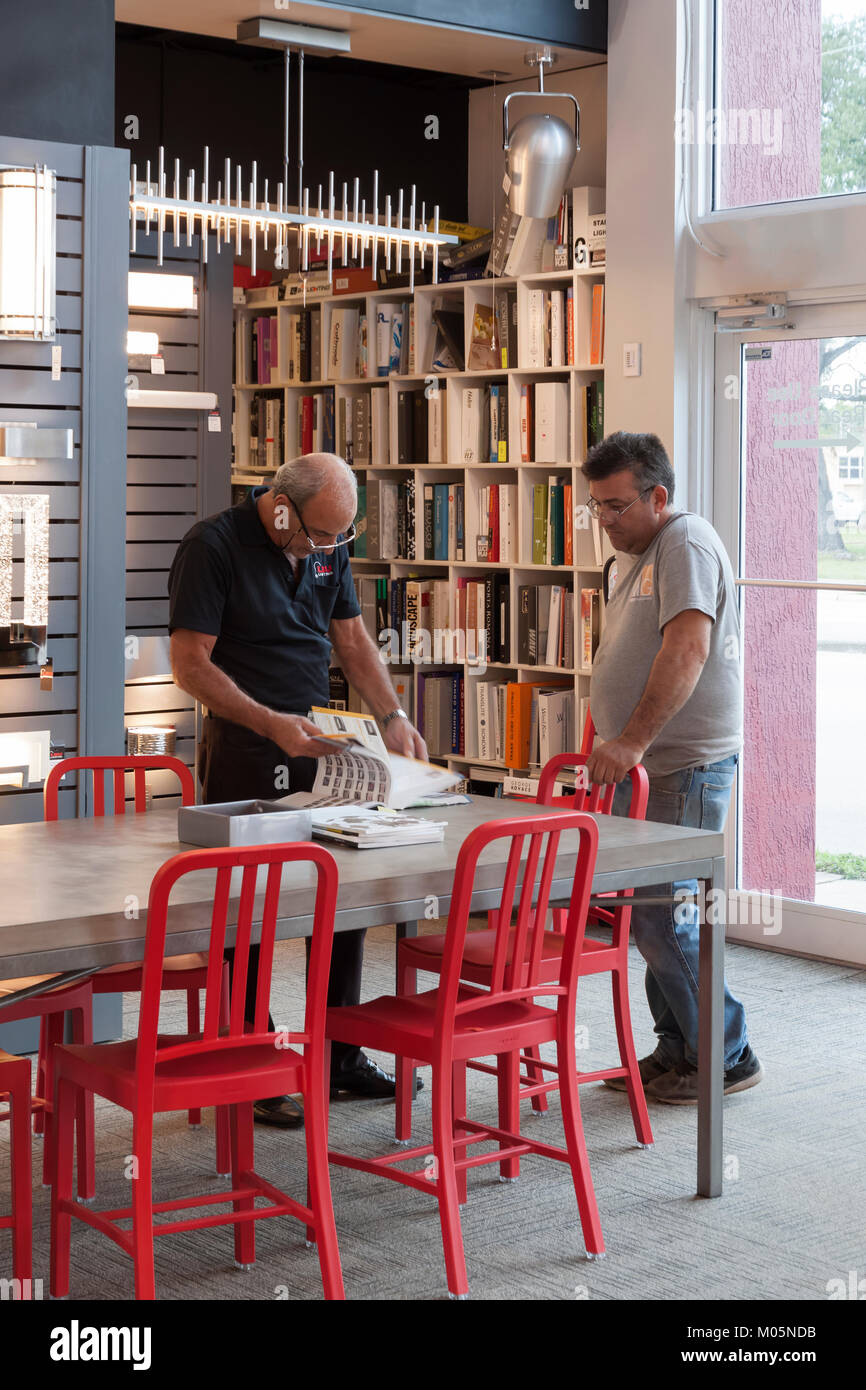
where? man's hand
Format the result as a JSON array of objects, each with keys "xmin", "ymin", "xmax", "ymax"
[
  {"xmin": 264, "ymin": 711, "xmax": 338, "ymax": 760},
  {"xmin": 382, "ymin": 717, "xmax": 428, "ymax": 761},
  {"xmin": 585, "ymin": 736, "xmax": 645, "ymax": 787}
]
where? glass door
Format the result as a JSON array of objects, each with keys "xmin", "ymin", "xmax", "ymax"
[{"xmin": 714, "ymin": 302, "xmax": 866, "ymax": 962}]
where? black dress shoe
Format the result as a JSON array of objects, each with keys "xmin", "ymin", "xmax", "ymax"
[
  {"xmin": 253, "ymin": 1094, "xmax": 304, "ymax": 1128},
  {"xmin": 330, "ymin": 1055, "xmax": 424, "ymax": 1100}
]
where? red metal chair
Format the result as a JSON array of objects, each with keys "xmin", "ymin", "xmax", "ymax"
[
  {"xmin": 327, "ymin": 810, "xmax": 602, "ymax": 1300},
  {"xmin": 38, "ymin": 755, "xmax": 230, "ymax": 1178},
  {"xmin": 0, "ymin": 1048, "xmax": 42, "ymax": 1296},
  {"xmin": 395, "ymin": 753, "xmax": 653, "ymax": 1157},
  {"xmin": 49, "ymin": 841, "xmax": 344, "ymax": 1301}
]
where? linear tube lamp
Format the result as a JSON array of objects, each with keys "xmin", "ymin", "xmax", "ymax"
[
  {"xmin": 0, "ymin": 493, "xmax": 49, "ymax": 667},
  {"xmin": 128, "ymin": 271, "xmax": 196, "ymax": 311},
  {"xmin": 0, "ymin": 165, "xmax": 56, "ymax": 340},
  {"xmin": 127, "ymin": 329, "xmax": 160, "ymax": 355}
]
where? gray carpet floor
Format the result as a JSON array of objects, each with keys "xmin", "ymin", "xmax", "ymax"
[{"xmin": 2, "ymin": 925, "xmax": 864, "ymax": 1301}]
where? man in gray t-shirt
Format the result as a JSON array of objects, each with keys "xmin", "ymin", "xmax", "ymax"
[{"xmin": 581, "ymin": 431, "xmax": 762, "ymax": 1104}]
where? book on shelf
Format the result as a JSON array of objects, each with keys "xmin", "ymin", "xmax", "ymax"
[
  {"xmin": 467, "ymin": 302, "xmax": 498, "ymax": 370},
  {"xmin": 580, "ymin": 587, "xmax": 601, "ymax": 668},
  {"xmin": 440, "ymin": 229, "xmax": 493, "ymax": 269},
  {"xmin": 370, "ymin": 388, "xmax": 389, "ymax": 467},
  {"xmin": 517, "ymin": 583, "xmax": 573, "ymax": 667},
  {"xmin": 589, "ymin": 283, "xmax": 605, "ymax": 365},
  {"xmin": 531, "ymin": 484, "xmax": 548, "ymax": 564},
  {"xmin": 526, "ymin": 288, "xmax": 545, "ymax": 368},
  {"xmin": 332, "ymin": 267, "xmax": 377, "ymax": 295},
  {"xmin": 431, "ymin": 307, "xmax": 466, "ymax": 371},
  {"xmin": 505, "ymin": 679, "xmax": 571, "ymax": 769},
  {"xmin": 487, "ymin": 204, "xmax": 521, "ymax": 277},
  {"xmin": 461, "ymin": 385, "xmax": 486, "ymax": 463},
  {"xmin": 328, "ymin": 306, "xmax": 361, "ymax": 379},
  {"xmin": 504, "ymin": 217, "xmax": 548, "ymax": 277},
  {"xmin": 572, "ymin": 185, "xmax": 606, "ymax": 270},
  {"xmin": 588, "ymin": 213, "xmax": 606, "ymax": 266},
  {"xmin": 418, "ymin": 670, "xmax": 464, "ymax": 757},
  {"xmin": 535, "ymin": 381, "xmax": 569, "ymax": 462},
  {"xmin": 389, "ymin": 306, "xmax": 404, "ymax": 374},
  {"xmin": 520, "ymin": 384, "xmax": 534, "ymax": 463},
  {"xmin": 431, "ymin": 219, "xmax": 490, "ymax": 243},
  {"xmin": 428, "ymin": 387, "xmax": 447, "ymax": 463}
]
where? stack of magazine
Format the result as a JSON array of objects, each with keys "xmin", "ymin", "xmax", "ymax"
[{"xmin": 269, "ymin": 707, "xmax": 462, "ymax": 848}]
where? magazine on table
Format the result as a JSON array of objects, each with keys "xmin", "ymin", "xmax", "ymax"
[
  {"xmin": 306, "ymin": 803, "xmax": 448, "ymax": 850},
  {"xmin": 272, "ymin": 706, "xmax": 462, "ymax": 811}
]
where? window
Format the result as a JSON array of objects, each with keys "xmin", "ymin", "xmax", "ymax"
[
  {"xmin": 838, "ymin": 454, "xmax": 863, "ymax": 479},
  {"xmin": 714, "ymin": 0, "xmax": 866, "ymax": 209}
]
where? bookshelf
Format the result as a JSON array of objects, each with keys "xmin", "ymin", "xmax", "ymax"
[{"xmin": 231, "ymin": 258, "xmax": 608, "ymax": 791}]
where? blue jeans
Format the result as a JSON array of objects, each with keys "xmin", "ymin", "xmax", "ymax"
[{"xmin": 612, "ymin": 756, "xmax": 749, "ymax": 1071}]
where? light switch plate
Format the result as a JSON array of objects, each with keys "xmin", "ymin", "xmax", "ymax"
[{"xmin": 623, "ymin": 342, "xmax": 642, "ymax": 377}]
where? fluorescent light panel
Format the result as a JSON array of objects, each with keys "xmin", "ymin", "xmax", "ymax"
[{"xmin": 128, "ymin": 271, "xmax": 195, "ymax": 311}]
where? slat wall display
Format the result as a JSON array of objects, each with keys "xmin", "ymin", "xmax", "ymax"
[
  {"xmin": 126, "ymin": 233, "xmax": 231, "ymax": 804},
  {"xmin": 0, "ymin": 135, "xmax": 128, "ymax": 1049},
  {"xmin": 0, "ymin": 138, "xmax": 119, "ymax": 828},
  {"xmin": 231, "ymin": 259, "xmax": 607, "ymax": 790}
]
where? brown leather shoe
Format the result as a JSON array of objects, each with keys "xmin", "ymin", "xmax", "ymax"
[{"xmin": 253, "ymin": 1094, "xmax": 304, "ymax": 1128}]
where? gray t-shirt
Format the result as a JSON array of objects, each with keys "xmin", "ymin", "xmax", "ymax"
[{"xmin": 590, "ymin": 511, "xmax": 742, "ymax": 776}]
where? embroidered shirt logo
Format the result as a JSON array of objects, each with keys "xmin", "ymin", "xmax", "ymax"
[{"xmin": 313, "ymin": 560, "xmax": 333, "ymax": 577}]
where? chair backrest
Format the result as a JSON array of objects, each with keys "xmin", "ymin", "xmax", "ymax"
[
  {"xmin": 134, "ymin": 841, "xmax": 338, "ymax": 1094},
  {"xmin": 536, "ymin": 752, "xmax": 649, "ymax": 821},
  {"xmin": 44, "ymin": 754, "xmax": 195, "ymax": 820},
  {"xmin": 579, "ymin": 707, "xmax": 596, "ymax": 756},
  {"xmin": 433, "ymin": 810, "xmax": 599, "ymax": 1059}
]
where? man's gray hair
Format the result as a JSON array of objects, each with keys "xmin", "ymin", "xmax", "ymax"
[{"xmin": 271, "ymin": 452, "xmax": 356, "ymax": 507}]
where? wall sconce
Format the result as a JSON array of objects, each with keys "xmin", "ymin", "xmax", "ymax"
[
  {"xmin": 127, "ymin": 330, "xmax": 160, "ymax": 355},
  {"xmin": 0, "ymin": 165, "xmax": 56, "ymax": 340},
  {"xmin": 0, "ymin": 729, "xmax": 51, "ymax": 788},
  {"xmin": 502, "ymin": 51, "xmax": 580, "ymax": 220},
  {"xmin": 0, "ymin": 494, "xmax": 49, "ymax": 668},
  {"xmin": 126, "ymin": 726, "xmax": 177, "ymax": 757},
  {"xmin": 128, "ymin": 271, "xmax": 196, "ymax": 311},
  {"xmin": 0, "ymin": 422, "xmax": 73, "ymax": 462}
]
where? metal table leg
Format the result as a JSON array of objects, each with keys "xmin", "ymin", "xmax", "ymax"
[{"xmin": 697, "ymin": 856, "xmax": 726, "ymax": 1197}]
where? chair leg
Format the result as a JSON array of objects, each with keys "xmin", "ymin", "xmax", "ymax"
[
  {"xmin": 496, "ymin": 1050, "xmax": 521, "ymax": 1182},
  {"xmin": 34, "ymin": 1019, "xmax": 48, "ymax": 1136},
  {"xmin": 558, "ymin": 1015, "xmax": 604, "ymax": 1257},
  {"xmin": 611, "ymin": 965, "xmax": 654, "ymax": 1147},
  {"xmin": 523, "ymin": 1044, "xmax": 550, "ymax": 1114},
  {"xmin": 452, "ymin": 1060, "xmax": 468, "ymax": 1206},
  {"xmin": 230, "ymin": 1103, "xmax": 256, "ymax": 1269},
  {"xmin": 68, "ymin": 1003, "xmax": 96, "ymax": 1201},
  {"xmin": 131, "ymin": 1112, "xmax": 156, "ymax": 1300},
  {"xmin": 186, "ymin": 987, "xmax": 202, "ymax": 1128},
  {"xmin": 394, "ymin": 959, "xmax": 417, "ymax": 1143},
  {"xmin": 40, "ymin": 1011, "xmax": 64, "ymax": 1189},
  {"xmin": 214, "ymin": 963, "xmax": 232, "ymax": 1174},
  {"xmin": 49, "ymin": 1075, "xmax": 76, "ymax": 1299},
  {"xmin": 304, "ymin": 1049, "xmax": 345, "ymax": 1300},
  {"xmin": 10, "ymin": 1070, "xmax": 33, "ymax": 1285},
  {"xmin": 431, "ymin": 1064, "xmax": 469, "ymax": 1299}
]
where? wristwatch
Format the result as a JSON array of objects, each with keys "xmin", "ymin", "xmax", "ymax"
[{"xmin": 380, "ymin": 707, "xmax": 409, "ymax": 731}]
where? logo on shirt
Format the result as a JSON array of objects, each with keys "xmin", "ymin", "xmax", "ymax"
[
  {"xmin": 313, "ymin": 560, "xmax": 333, "ymax": 577},
  {"xmin": 630, "ymin": 562, "xmax": 654, "ymax": 599}
]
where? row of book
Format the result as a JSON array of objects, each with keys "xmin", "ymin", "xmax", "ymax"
[
  {"xmin": 353, "ymin": 573, "xmax": 511, "ymax": 666},
  {"xmin": 249, "ymin": 315, "xmax": 279, "ymax": 384},
  {"xmin": 471, "ymin": 679, "xmax": 574, "ymax": 767},
  {"xmin": 419, "ymin": 671, "xmax": 464, "ymax": 757},
  {"xmin": 530, "ymin": 479, "xmax": 601, "ymax": 567},
  {"xmin": 248, "ymin": 392, "xmax": 284, "ymax": 470},
  {"xmin": 487, "ymin": 186, "xmax": 606, "ymax": 278},
  {"xmin": 517, "ymin": 585, "xmax": 574, "ymax": 668},
  {"xmin": 356, "ymin": 479, "xmax": 416, "ymax": 561}
]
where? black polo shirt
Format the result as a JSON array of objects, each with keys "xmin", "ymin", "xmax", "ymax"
[{"xmin": 168, "ymin": 486, "xmax": 361, "ymax": 713}]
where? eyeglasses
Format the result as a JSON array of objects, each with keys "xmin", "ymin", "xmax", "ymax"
[
  {"xmin": 586, "ymin": 487, "xmax": 652, "ymax": 521},
  {"xmin": 283, "ymin": 493, "xmax": 357, "ymax": 552}
]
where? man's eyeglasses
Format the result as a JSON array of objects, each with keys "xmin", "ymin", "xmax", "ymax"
[
  {"xmin": 586, "ymin": 487, "xmax": 653, "ymax": 521},
  {"xmin": 283, "ymin": 493, "xmax": 357, "ymax": 552}
]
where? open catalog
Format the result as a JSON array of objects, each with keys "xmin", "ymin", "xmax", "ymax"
[{"xmin": 267, "ymin": 708, "xmax": 464, "ymax": 847}]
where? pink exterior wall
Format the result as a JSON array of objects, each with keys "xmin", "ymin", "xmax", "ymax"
[{"xmin": 719, "ymin": 0, "xmax": 822, "ymax": 899}]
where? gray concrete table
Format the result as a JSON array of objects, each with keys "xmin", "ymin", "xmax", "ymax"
[{"xmin": 0, "ymin": 800, "xmax": 727, "ymax": 1198}]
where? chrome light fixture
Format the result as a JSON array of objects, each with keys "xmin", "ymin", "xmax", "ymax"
[
  {"xmin": 0, "ymin": 164, "xmax": 56, "ymax": 340},
  {"xmin": 0, "ymin": 493, "xmax": 49, "ymax": 667},
  {"xmin": 128, "ymin": 19, "xmax": 458, "ymax": 290},
  {"xmin": 503, "ymin": 51, "xmax": 580, "ymax": 220}
]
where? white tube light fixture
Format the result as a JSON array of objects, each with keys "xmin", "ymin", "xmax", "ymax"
[
  {"xmin": 128, "ymin": 271, "xmax": 196, "ymax": 311},
  {"xmin": 0, "ymin": 493, "xmax": 49, "ymax": 668},
  {"xmin": 127, "ymin": 329, "xmax": 160, "ymax": 355},
  {"xmin": 0, "ymin": 164, "xmax": 56, "ymax": 340}
]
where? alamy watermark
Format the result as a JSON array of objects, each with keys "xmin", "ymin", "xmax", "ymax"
[{"xmin": 675, "ymin": 103, "xmax": 783, "ymax": 158}]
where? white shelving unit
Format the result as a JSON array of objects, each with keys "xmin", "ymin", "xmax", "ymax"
[{"xmin": 231, "ymin": 264, "xmax": 608, "ymax": 781}]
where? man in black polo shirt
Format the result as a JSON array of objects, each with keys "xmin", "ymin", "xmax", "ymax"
[{"xmin": 168, "ymin": 452, "xmax": 427, "ymax": 1127}]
